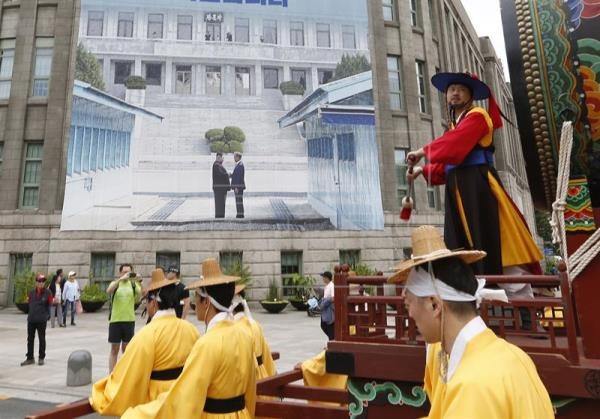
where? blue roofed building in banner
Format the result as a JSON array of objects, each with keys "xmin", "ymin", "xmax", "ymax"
[{"xmin": 279, "ymin": 71, "xmax": 383, "ymax": 230}]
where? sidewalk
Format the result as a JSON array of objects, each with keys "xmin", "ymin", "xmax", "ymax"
[{"xmin": 0, "ymin": 305, "xmax": 326, "ymax": 411}]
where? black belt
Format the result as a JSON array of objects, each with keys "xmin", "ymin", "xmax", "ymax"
[
  {"xmin": 150, "ymin": 366, "xmax": 183, "ymax": 381},
  {"xmin": 256, "ymin": 355, "xmax": 263, "ymax": 366},
  {"xmin": 204, "ymin": 395, "xmax": 245, "ymax": 414}
]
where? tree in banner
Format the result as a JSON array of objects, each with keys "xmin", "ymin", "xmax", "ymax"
[
  {"xmin": 331, "ymin": 53, "xmax": 371, "ymax": 81},
  {"xmin": 75, "ymin": 44, "xmax": 105, "ymax": 91}
]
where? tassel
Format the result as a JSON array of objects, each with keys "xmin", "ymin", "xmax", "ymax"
[
  {"xmin": 400, "ymin": 167, "xmax": 414, "ymax": 222},
  {"xmin": 487, "ymin": 91, "xmax": 503, "ymax": 129}
]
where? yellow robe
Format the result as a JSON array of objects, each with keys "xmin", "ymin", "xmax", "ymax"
[
  {"xmin": 122, "ymin": 319, "xmax": 256, "ymax": 419},
  {"xmin": 424, "ymin": 329, "xmax": 554, "ymax": 419},
  {"xmin": 236, "ymin": 315, "xmax": 277, "ymax": 379},
  {"xmin": 90, "ymin": 313, "xmax": 199, "ymax": 416},
  {"xmin": 302, "ymin": 350, "xmax": 347, "ymax": 390}
]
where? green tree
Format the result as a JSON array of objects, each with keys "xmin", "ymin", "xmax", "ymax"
[
  {"xmin": 331, "ymin": 54, "xmax": 371, "ymax": 82},
  {"xmin": 535, "ymin": 209, "xmax": 558, "ymax": 253},
  {"xmin": 75, "ymin": 44, "xmax": 105, "ymax": 91}
]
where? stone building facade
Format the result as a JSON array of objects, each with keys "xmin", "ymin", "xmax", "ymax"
[{"xmin": 0, "ymin": 0, "xmax": 538, "ymax": 305}]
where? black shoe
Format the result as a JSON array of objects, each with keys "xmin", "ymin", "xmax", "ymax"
[
  {"xmin": 20, "ymin": 359, "xmax": 34, "ymax": 366},
  {"xmin": 59, "ymin": 324, "xmax": 66, "ymax": 328},
  {"xmin": 38, "ymin": 359, "xmax": 45, "ymax": 365},
  {"xmin": 71, "ymin": 322, "xmax": 76, "ymax": 326}
]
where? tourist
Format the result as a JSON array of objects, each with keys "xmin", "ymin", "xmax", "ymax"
[
  {"xmin": 319, "ymin": 271, "xmax": 335, "ymax": 341},
  {"xmin": 389, "ymin": 226, "xmax": 553, "ymax": 418},
  {"xmin": 48, "ymin": 269, "xmax": 65, "ymax": 328},
  {"xmin": 90, "ymin": 269, "xmax": 199, "ymax": 416},
  {"xmin": 21, "ymin": 273, "xmax": 52, "ymax": 366},
  {"xmin": 62, "ymin": 271, "xmax": 80, "ymax": 326},
  {"xmin": 166, "ymin": 266, "xmax": 190, "ymax": 319}
]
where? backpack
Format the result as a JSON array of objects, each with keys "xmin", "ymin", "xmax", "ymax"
[{"xmin": 108, "ymin": 281, "xmax": 137, "ymax": 321}]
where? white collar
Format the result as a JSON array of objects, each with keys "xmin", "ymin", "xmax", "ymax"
[
  {"xmin": 234, "ymin": 312, "xmax": 245, "ymax": 321},
  {"xmin": 235, "ymin": 160, "xmax": 242, "ymax": 166},
  {"xmin": 446, "ymin": 316, "xmax": 487, "ymax": 381},
  {"xmin": 152, "ymin": 309, "xmax": 176, "ymax": 321},
  {"xmin": 206, "ymin": 311, "xmax": 230, "ymax": 332}
]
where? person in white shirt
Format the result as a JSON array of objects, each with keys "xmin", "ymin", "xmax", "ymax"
[
  {"xmin": 62, "ymin": 271, "xmax": 80, "ymax": 326},
  {"xmin": 319, "ymin": 271, "xmax": 335, "ymax": 340}
]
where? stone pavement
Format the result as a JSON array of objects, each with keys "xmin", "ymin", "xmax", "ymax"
[{"xmin": 0, "ymin": 305, "xmax": 326, "ymax": 418}]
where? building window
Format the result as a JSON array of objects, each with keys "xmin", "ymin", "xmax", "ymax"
[
  {"xmin": 416, "ymin": 60, "xmax": 429, "ymax": 113},
  {"xmin": 114, "ymin": 61, "xmax": 133, "ymax": 85},
  {"xmin": 342, "ymin": 25, "xmax": 356, "ymax": 49},
  {"xmin": 0, "ymin": 39, "xmax": 15, "ymax": 99},
  {"xmin": 156, "ymin": 252, "xmax": 181, "ymax": 272},
  {"xmin": 339, "ymin": 249, "xmax": 360, "ymax": 268},
  {"xmin": 382, "ymin": 0, "xmax": 396, "ymax": 21},
  {"xmin": 410, "ymin": 0, "xmax": 422, "ymax": 27},
  {"xmin": 177, "ymin": 15, "xmax": 193, "ymax": 40},
  {"xmin": 117, "ymin": 12, "xmax": 134, "ymax": 38},
  {"xmin": 235, "ymin": 17, "xmax": 250, "ymax": 43},
  {"xmin": 10, "ymin": 253, "xmax": 32, "ymax": 303},
  {"xmin": 263, "ymin": 67, "xmax": 279, "ymax": 89},
  {"xmin": 318, "ymin": 69, "xmax": 333, "ymax": 85},
  {"xmin": 206, "ymin": 22, "xmax": 221, "ymax": 41},
  {"xmin": 427, "ymin": 186, "xmax": 439, "ymax": 209},
  {"xmin": 337, "ymin": 133, "xmax": 356, "ymax": 161},
  {"xmin": 291, "ymin": 69, "xmax": 306, "ymax": 89},
  {"xmin": 87, "ymin": 11, "xmax": 104, "ymax": 36},
  {"xmin": 428, "ymin": 0, "xmax": 438, "ymax": 36},
  {"xmin": 281, "ymin": 251, "xmax": 302, "ymax": 297},
  {"xmin": 290, "ymin": 21, "xmax": 304, "ymax": 46},
  {"xmin": 235, "ymin": 67, "xmax": 251, "ymax": 96},
  {"xmin": 145, "ymin": 63, "xmax": 162, "ymax": 86},
  {"xmin": 387, "ymin": 56, "xmax": 403, "ymax": 110},
  {"xmin": 206, "ymin": 66, "xmax": 221, "ymax": 95},
  {"xmin": 21, "ymin": 142, "xmax": 43, "ymax": 208},
  {"xmin": 219, "ymin": 251, "xmax": 243, "ymax": 273},
  {"xmin": 31, "ymin": 39, "xmax": 53, "ymax": 97},
  {"xmin": 263, "ymin": 19, "xmax": 277, "ymax": 44},
  {"xmin": 147, "ymin": 14, "xmax": 164, "ymax": 39},
  {"xmin": 395, "ymin": 148, "xmax": 409, "ymax": 207},
  {"xmin": 91, "ymin": 253, "xmax": 115, "ymax": 292},
  {"xmin": 316, "ymin": 23, "xmax": 331, "ymax": 48},
  {"xmin": 175, "ymin": 65, "xmax": 192, "ymax": 94}
]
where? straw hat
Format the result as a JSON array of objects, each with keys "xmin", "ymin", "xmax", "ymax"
[
  {"xmin": 235, "ymin": 283, "xmax": 246, "ymax": 295},
  {"xmin": 186, "ymin": 258, "xmax": 240, "ymax": 290},
  {"xmin": 388, "ymin": 225, "xmax": 486, "ymax": 283},
  {"xmin": 145, "ymin": 268, "xmax": 178, "ymax": 293}
]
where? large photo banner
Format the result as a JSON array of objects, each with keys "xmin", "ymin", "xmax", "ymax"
[{"xmin": 60, "ymin": 0, "xmax": 383, "ymax": 231}]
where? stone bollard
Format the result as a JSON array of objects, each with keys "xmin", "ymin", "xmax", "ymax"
[{"xmin": 67, "ymin": 350, "xmax": 92, "ymax": 387}]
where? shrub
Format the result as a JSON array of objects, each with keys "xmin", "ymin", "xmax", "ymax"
[
  {"xmin": 205, "ymin": 128, "xmax": 224, "ymax": 142},
  {"xmin": 265, "ymin": 279, "xmax": 280, "ymax": 301},
  {"xmin": 125, "ymin": 75, "xmax": 147, "ymax": 90},
  {"xmin": 289, "ymin": 273, "xmax": 316, "ymax": 300},
  {"xmin": 14, "ymin": 271, "xmax": 36, "ymax": 304},
  {"xmin": 223, "ymin": 261, "xmax": 252, "ymax": 287},
  {"xmin": 228, "ymin": 141, "xmax": 243, "ymax": 153},
  {"xmin": 279, "ymin": 80, "xmax": 305, "ymax": 95},
  {"xmin": 209, "ymin": 141, "xmax": 227, "ymax": 154},
  {"xmin": 80, "ymin": 283, "xmax": 108, "ymax": 303},
  {"xmin": 224, "ymin": 126, "xmax": 246, "ymax": 143}
]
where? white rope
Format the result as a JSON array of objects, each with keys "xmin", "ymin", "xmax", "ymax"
[{"xmin": 569, "ymin": 228, "xmax": 600, "ymax": 279}]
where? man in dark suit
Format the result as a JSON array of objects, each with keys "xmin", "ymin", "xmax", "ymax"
[
  {"xmin": 231, "ymin": 152, "xmax": 246, "ymax": 218},
  {"xmin": 212, "ymin": 152, "xmax": 230, "ymax": 218}
]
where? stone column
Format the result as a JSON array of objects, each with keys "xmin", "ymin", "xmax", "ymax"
[
  {"xmin": 254, "ymin": 64, "xmax": 263, "ymax": 97},
  {"xmin": 165, "ymin": 58, "xmax": 173, "ymax": 94}
]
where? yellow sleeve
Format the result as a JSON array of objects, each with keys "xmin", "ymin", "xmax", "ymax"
[
  {"xmin": 423, "ymin": 344, "xmax": 434, "ymax": 398},
  {"xmin": 122, "ymin": 336, "xmax": 216, "ymax": 419},
  {"xmin": 258, "ymin": 323, "xmax": 277, "ymax": 377},
  {"xmin": 90, "ymin": 328, "xmax": 155, "ymax": 416},
  {"xmin": 245, "ymin": 350, "xmax": 257, "ymax": 418}
]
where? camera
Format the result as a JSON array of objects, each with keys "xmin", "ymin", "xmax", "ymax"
[{"xmin": 128, "ymin": 272, "xmax": 137, "ymax": 278}]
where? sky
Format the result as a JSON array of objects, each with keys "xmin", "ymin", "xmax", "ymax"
[{"xmin": 461, "ymin": 0, "xmax": 510, "ymax": 79}]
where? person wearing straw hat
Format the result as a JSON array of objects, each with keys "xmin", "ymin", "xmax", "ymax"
[
  {"xmin": 406, "ymin": 72, "xmax": 542, "ymax": 278},
  {"xmin": 232, "ymin": 283, "xmax": 277, "ymax": 380},
  {"xmin": 90, "ymin": 268, "xmax": 199, "ymax": 416},
  {"xmin": 122, "ymin": 258, "xmax": 256, "ymax": 419},
  {"xmin": 389, "ymin": 226, "xmax": 553, "ymax": 418}
]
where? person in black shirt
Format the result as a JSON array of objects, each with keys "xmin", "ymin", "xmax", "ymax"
[
  {"xmin": 166, "ymin": 266, "xmax": 190, "ymax": 319},
  {"xmin": 212, "ymin": 152, "xmax": 231, "ymax": 218},
  {"xmin": 21, "ymin": 273, "xmax": 53, "ymax": 366}
]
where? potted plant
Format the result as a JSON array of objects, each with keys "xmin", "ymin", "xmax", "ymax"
[
  {"xmin": 80, "ymin": 283, "xmax": 108, "ymax": 312},
  {"xmin": 13, "ymin": 270, "xmax": 36, "ymax": 313},
  {"xmin": 223, "ymin": 260, "xmax": 252, "ymax": 288},
  {"xmin": 279, "ymin": 80, "xmax": 305, "ymax": 110},
  {"xmin": 288, "ymin": 273, "xmax": 316, "ymax": 311},
  {"xmin": 125, "ymin": 75, "xmax": 147, "ymax": 106},
  {"xmin": 260, "ymin": 280, "xmax": 288, "ymax": 313}
]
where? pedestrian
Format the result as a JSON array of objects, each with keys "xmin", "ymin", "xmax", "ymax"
[
  {"xmin": 406, "ymin": 72, "xmax": 542, "ymax": 277},
  {"xmin": 166, "ymin": 266, "xmax": 190, "ymax": 319},
  {"xmin": 389, "ymin": 225, "xmax": 553, "ymax": 418},
  {"xmin": 62, "ymin": 271, "xmax": 80, "ymax": 326},
  {"xmin": 212, "ymin": 152, "xmax": 231, "ymax": 218},
  {"xmin": 231, "ymin": 151, "xmax": 245, "ymax": 219},
  {"xmin": 121, "ymin": 258, "xmax": 256, "ymax": 418},
  {"xmin": 106, "ymin": 263, "xmax": 142, "ymax": 372},
  {"xmin": 48, "ymin": 269, "xmax": 65, "ymax": 328},
  {"xmin": 21, "ymin": 273, "xmax": 52, "ymax": 366},
  {"xmin": 319, "ymin": 271, "xmax": 335, "ymax": 341},
  {"xmin": 91, "ymin": 269, "xmax": 199, "ymax": 416}
]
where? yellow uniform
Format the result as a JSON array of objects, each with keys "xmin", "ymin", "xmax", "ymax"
[
  {"xmin": 424, "ymin": 328, "xmax": 554, "ymax": 419},
  {"xmin": 302, "ymin": 350, "xmax": 347, "ymax": 390},
  {"xmin": 90, "ymin": 312, "xmax": 199, "ymax": 416},
  {"xmin": 122, "ymin": 316, "xmax": 256, "ymax": 418},
  {"xmin": 236, "ymin": 314, "xmax": 276, "ymax": 379}
]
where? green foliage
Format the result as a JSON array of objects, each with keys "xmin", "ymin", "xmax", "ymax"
[
  {"xmin": 75, "ymin": 44, "xmax": 105, "ymax": 91},
  {"xmin": 544, "ymin": 257, "xmax": 560, "ymax": 275},
  {"xmin": 80, "ymin": 283, "xmax": 108, "ymax": 303},
  {"xmin": 205, "ymin": 128, "xmax": 224, "ymax": 142},
  {"xmin": 289, "ymin": 273, "xmax": 316, "ymax": 300},
  {"xmin": 351, "ymin": 263, "xmax": 377, "ymax": 276},
  {"xmin": 224, "ymin": 126, "xmax": 246, "ymax": 143},
  {"xmin": 209, "ymin": 141, "xmax": 226, "ymax": 153},
  {"xmin": 223, "ymin": 261, "xmax": 252, "ymax": 287},
  {"xmin": 125, "ymin": 75, "xmax": 147, "ymax": 90},
  {"xmin": 279, "ymin": 80, "xmax": 305, "ymax": 95},
  {"xmin": 331, "ymin": 53, "xmax": 371, "ymax": 82},
  {"xmin": 228, "ymin": 140, "xmax": 243, "ymax": 153},
  {"xmin": 535, "ymin": 210, "xmax": 559, "ymax": 253},
  {"xmin": 14, "ymin": 271, "xmax": 36, "ymax": 304},
  {"xmin": 265, "ymin": 279, "xmax": 281, "ymax": 301}
]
